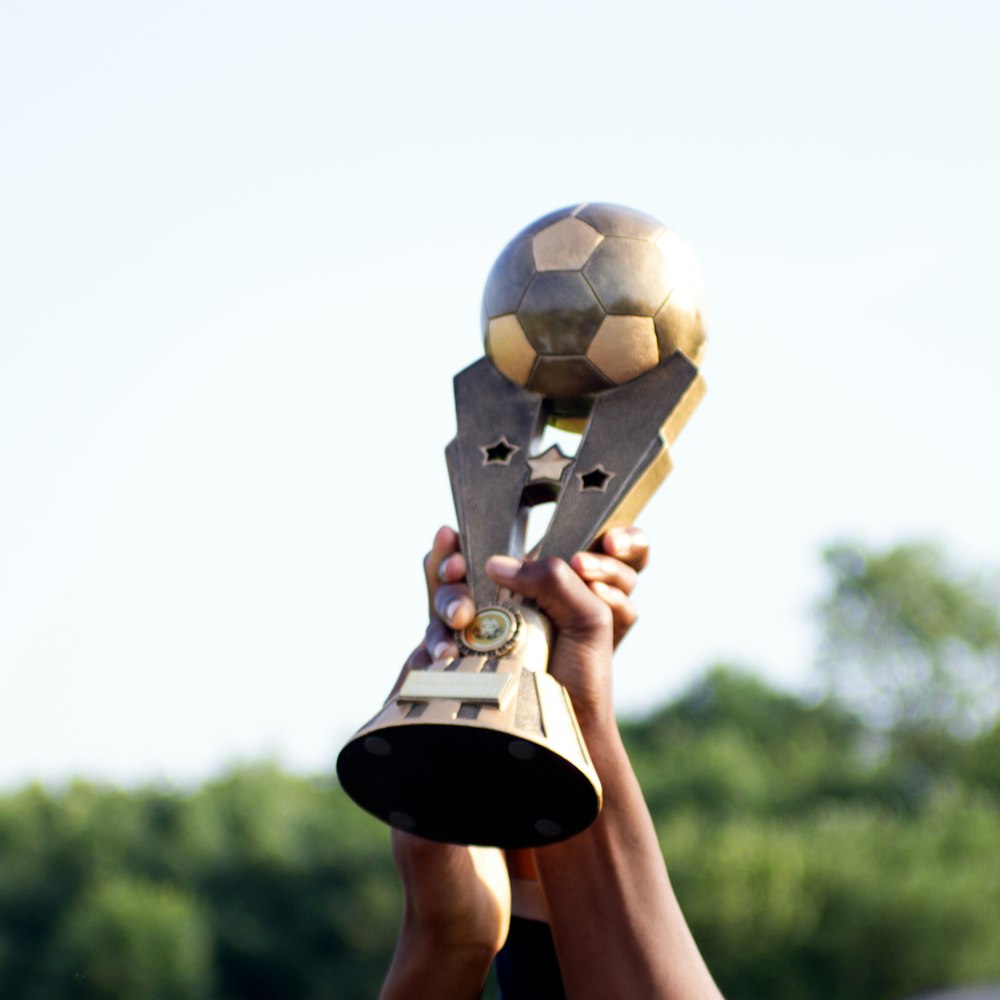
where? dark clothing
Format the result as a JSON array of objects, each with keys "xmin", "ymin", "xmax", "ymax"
[{"xmin": 495, "ymin": 916, "xmax": 565, "ymax": 999}]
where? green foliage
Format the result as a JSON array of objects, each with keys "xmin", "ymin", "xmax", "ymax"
[
  {"xmin": 623, "ymin": 663, "xmax": 1000, "ymax": 999},
  {"xmin": 0, "ymin": 768, "xmax": 400, "ymax": 1000},
  {"xmin": 664, "ymin": 786, "xmax": 1000, "ymax": 1000},
  {"xmin": 5, "ymin": 665, "xmax": 997, "ymax": 1000},
  {"xmin": 48, "ymin": 876, "xmax": 212, "ymax": 1000},
  {"xmin": 622, "ymin": 666, "xmax": 886, "ymax": 817},
  {"xmin": 819, "ymin": 541, "xmax": 1000, "ymax": 735},
  {"xmin": 1, "ymin": 542, "xmax": 999, "ymax": 999}
]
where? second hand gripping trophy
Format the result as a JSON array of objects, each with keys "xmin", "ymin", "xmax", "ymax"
[{"xmin": 337, "ymin": 203, "xmax": 707, "ymax": 848}]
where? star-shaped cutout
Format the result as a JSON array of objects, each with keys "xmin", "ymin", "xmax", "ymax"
[
  {"xmin": 578, "ymin": 465, "xmax": 615, "ymax": 492},
  {"xmin": 526, "ymin": 444, "xmax": 573, "ymax": 482},
  {"xmin": 481, "ymin": 437, "xmax": 519, "ymax": 465}
]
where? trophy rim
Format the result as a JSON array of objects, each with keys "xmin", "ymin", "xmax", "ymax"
[{"xmin": 336, "ymin": 720, "xmax": 601, "ymax": 848}]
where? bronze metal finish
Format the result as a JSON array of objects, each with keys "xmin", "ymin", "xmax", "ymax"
[{"xmin": 337, "ymin": 203, "xmax": 706, "ymax": 848}]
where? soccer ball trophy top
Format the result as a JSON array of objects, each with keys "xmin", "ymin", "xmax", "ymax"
[
  {"xmin": 483, "ymin": 202, "xmax": 706, "ymax": 399},
  {"xmin": 337, "ymin": 203, "xmax": 706, "ymax": 848}
]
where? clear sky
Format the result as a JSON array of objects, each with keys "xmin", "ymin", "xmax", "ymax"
[{"xmin": 2, "ymin": 0, "xmax": 998, "ymax": 788}]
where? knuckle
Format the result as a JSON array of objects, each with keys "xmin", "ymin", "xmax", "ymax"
[
  {"xmin": 595, "ymin": 599, "xmax": 614, "ymax": 626},
  {"xmin": 539, "ymin": 556, "xmax": 572, "ymax": 584},
  {"xmin": 578, "ymin": 595, "xmax": 613, "ymax": 633}
]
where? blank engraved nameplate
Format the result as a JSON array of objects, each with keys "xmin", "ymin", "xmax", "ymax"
[{"xmin": 398, "ymin": 671, "xmax": 515, "ymax": 708}]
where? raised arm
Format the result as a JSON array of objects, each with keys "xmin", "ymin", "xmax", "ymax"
[
  {"xmin": 382, "ymin": 528, "xmax": 721, "ymax": 999},
  {"xmin": 381, "ymin": 525, "xmax": 647, "ymax": 999},
  {"xmin": 485, "ymin": 555, "xmax": 724, "ymax": 1000}
]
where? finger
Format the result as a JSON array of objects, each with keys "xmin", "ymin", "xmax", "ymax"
[
  {"xmin": 589, "ymin": 580, "xmax": 639, "ymax": 647},
  {"xmin": 434, "ymin": 582, "xmax": 476, "ymax": 629},
  {"xmin": 405, "ymin": 643, "xmax": 433, "ymax": 672},
  {"xmin": 425, "ymin": 617, "xmax": 459, "ymax": 662},
  {"xmin": 600, "ymin": 526, "xmax": 650, "ymax": 572},
  {"xmin": 438, "ymin": 551, "xmax": 467, "ymax": 585},
  {"xmin": 423, "ymin": 526, "xmax": 462, "ymax": 619},
  {"xmin": 485, "ymin": 555, "xmax": 611, "ymax": 639},
  {"xmin": 570, "ymin": 551, "xmax": 639, "ymax": 597}
]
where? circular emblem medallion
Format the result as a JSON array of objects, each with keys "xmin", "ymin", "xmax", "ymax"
[{"xmin": 457, "ymin": 606, "xmax": 523, "ymax": 657}]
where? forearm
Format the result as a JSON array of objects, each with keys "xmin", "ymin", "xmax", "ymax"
[
  {"xmin": 535, "ymin": 723, "xmax": 723, "ymax": 1000},
  {"xmin": 380, "ymin": 921, "xmax": 493, "ymax": 1000}
]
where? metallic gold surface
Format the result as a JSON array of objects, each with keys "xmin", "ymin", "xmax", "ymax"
[
  {"xmin": 487, "ymin": 315, "xmax": 536, "ymax": 386},
  {"xmin": 660, "ymin": 365, "xmax": 707, "ymax": 444},
  {"xmin": 595, "ymin": 367, "xmax": 706, "ymax": 538},
  {"xmin": 481, "ymin": 203, "xmax": 706, "ymax": 397},
  {"xmin": 532, "ymin": 217, "xmax": 603, "ymax": 271},
  {"xmin": 583, "ymin": 237, "xmax": 671, "ymax": 315},
  {"xmin": 458, "ymin": 606, "xmax": 522, "ymax": 656},
  {"xmin": 586, "ymin": 315, "xmax": 659, "ymax": 382},
  {"xmin": 531, "ymin": 352, "xmax": 703, "ymax": 560},
  {"xmin": 338, "ymin": 202, "xmax": 708, "ymax": 849},
  {"xmin": 526, "ymin": 444, "xmax": 573, "ymax": 482},
  {"xmin": 653, "ymin": 229, "xmax": 708, "ymax": 363},
  {"xmin": 398, "ymin": 670, "xmax": 515, "ymax": 707},
  {"xmin": 337, "ymin": 606, "xmax": 603, "ymax": 847}
]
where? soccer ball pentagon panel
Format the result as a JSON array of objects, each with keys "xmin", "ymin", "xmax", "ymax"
[{"xmin": 482, "ymin": 203, "xmax": 707, "ymax": 401}]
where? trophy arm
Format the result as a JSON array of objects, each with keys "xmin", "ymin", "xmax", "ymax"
[
  {"xmin": 450, "ymin": 359, "xmax": 546, "ymax": 607},
  {"xmin": 534, "ymin": 352, "xmax": 705, "ymax": 561}
]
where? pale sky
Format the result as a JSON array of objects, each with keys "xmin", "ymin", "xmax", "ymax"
[{"xmin": 2, "ymin": 0, "xmax": 998, "ymax": 788}]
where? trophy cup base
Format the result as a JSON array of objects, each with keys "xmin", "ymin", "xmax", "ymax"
[{"xmin": 336, "ymin": 721, "xmax": 601, "ymax": 848}]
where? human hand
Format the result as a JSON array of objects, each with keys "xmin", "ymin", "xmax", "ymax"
[
  {"xmin": 384, "ymin": 524, "xmax": 650, "ymax": 992},
  {"xmin": 382, "ymin": 530, "xmax": 518, "ymax": 996},
  {"xmin": 419, "ymin": 524, "xmax": 650, "ymax": 665},
  {"xmin": 484, "ymin": 553, "xmax": 618, "ymax": 736}
]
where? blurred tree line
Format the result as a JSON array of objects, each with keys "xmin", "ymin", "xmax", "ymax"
[{"xmin": 1, "ymin": 541, "xmax": 998, "ymax": 1000}]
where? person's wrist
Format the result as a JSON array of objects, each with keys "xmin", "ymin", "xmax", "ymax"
[
  {"xmin": 383, "ymin": 919, "xmax": 495, "ymax": 1000},
  {"xmin": 402, "ymin": 899, "xmax": 503, "ymax": 961},
  {"xmin": 397, "ymin": 865, "xmax": 507, "ymax": 958}
]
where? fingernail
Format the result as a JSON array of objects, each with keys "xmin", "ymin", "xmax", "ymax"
[
  {"xmin": 438, "ymin": 558, "xmax": 450, "ymax": 583},
  {"xmin": 432, "ymin": 641, "xmax": 452, "ymax": 661},
  {"xmin": 446, "ymin": 599, "xmax": 464, "ymax": 623},
  {"xmin": 576, "ymin": 552, "xmax": 600, "ymax": 575},
  {"xmin": 486, "ymin": 555, "xmax": 521, "ymax": 580}
]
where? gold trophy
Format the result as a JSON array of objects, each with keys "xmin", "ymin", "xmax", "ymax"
[{"xmin": 337, "ymin": 203, "xmax": 706, "ymax": 848}]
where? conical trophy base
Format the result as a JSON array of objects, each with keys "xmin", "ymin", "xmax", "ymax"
[
  {"xmin": 337, "ymin": 607, "xmax": 602, "ymax": 847},
  {"xmin": 337, "ymin": 720, "xmax": 601, "ymax": 848}
]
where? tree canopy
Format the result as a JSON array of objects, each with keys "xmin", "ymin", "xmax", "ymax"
[
  {"xmin": 2, "ymin": 538, "xmax": 999, "ymax": 999},
  {"xmin": 818, "ymin": 541, "xmax": 1000, "ymax": 735}
]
